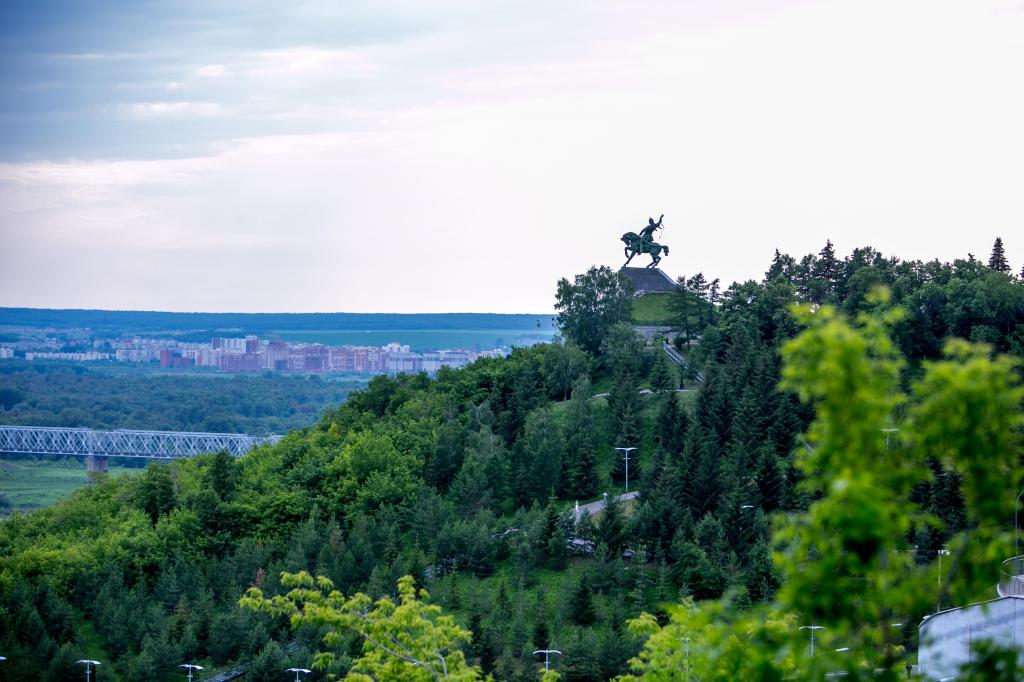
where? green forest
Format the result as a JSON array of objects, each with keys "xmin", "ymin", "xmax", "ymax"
[
  {"xmin": 0, "ymin": 367, "xmax": 368, "ymax": 435},
  {"xmin": 0, "ymin": 241, "xmax": 1021, "ymax": 681}
]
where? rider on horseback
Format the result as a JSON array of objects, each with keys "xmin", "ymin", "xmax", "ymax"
[
  {"xmin": 639, "ymin": 215, "xmax": 664, "ymax": 244},
  {"xmin": 621, "ymin": 214, "xmax": 669, "ymax": 268}
]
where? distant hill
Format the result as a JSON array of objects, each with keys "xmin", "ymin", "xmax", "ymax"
[{"xmin": 0, "ymin": 308, "xmax": 558, "ymax": 349}]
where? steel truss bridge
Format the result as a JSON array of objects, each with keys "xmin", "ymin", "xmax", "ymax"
[{"xmin": 0, "ymin": 425, "xmax": 281, "ymax": 461}]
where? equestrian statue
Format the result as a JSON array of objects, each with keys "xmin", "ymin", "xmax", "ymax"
[{"xmin": 621, "ymin": 214, "xmax": 669, "ymax": 268}]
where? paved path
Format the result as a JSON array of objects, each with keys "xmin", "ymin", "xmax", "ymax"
[{"xmin": 573, "ymin": 490, "xmax": 641, "ymax": 522}]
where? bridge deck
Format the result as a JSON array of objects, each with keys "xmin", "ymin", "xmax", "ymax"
[{"xmin": 0, "ymin": 425, "xmax": 281, "ymax": 459}]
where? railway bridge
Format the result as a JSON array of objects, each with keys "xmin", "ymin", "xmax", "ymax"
[{"xmin": 0, "ymin": 425, "xmax": 281, "ymax": 475}]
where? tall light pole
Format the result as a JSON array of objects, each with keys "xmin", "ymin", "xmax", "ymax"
[
  {"xmin": 1014, "ymin": 490, "xmax": 1024, "ymax": 557},
  {"xmin": 614, "ymin": 447, "xmax": 637, "ymax": 493},
  {"xmin": 286, "ymin": 668, "xmax": 312, "ymax": 682},
  {"xmin": 76, "ymin": 660, "xmax": 101, "ymax": 682},
  {"xmin": 937, "ymin": 548, "xmax": 950, "ymax": 612},
  {"xmin": 532, "ymin": 649, "xmax": 562, "ymax": 672},
  {"xmin": 683, "ymin": 636, "xmax": 691, "ymax": 681},
  {"xmin": 799, "ymin": 625, "xmax": 825, "ymax": 657},
  {"xmin": 179, "ymin": 663, "xmax": 204, "ymax": 682},
  {"xmin": 880, "ymin": 428, "xmax": 899, "ymax": 449}
]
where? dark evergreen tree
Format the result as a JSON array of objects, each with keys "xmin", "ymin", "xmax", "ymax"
[
  {"xmin": 598, "ymin": 494, "xmax": 627, "ymax": 556},
  {"xmin": 531, "ymin": 591, "xmax": 550, "ymax": 648},
  {"xmin": 653, "ymin": 390, "xmax": 687, "ymax": 459},
  {"xmin": 745, "ymin": 540, "xmax": 780, "ymax": 602},
  {"xmin": 689, "ymin": 429, "xmax": 722, "ymax": 516},
  {"xmin": 988, "ymin": 237, "xmax": 1010, "ymax": 272},
  {"xmin": 569, "ymin": 573, "xmax": 597, "ymax": 625},
  {"xmin": 513, "ymin": 408, "xmax": 564, "ymax": 507},
  {"xmin": 811, "ymin": 239, "xmax": 840, "ymax": 302},
  {"xmin": 754, "ymin": 444, "xmax": 785, "ymax": 512},
  {"xmin": 426, "ymin": 417, "xmax": 465, "ymax": 491},
  {"xmin": 562, "ymin": 376, "xmax": 599, "ymax": 500},
  {"xmin": 649, "ymin": 354, "xmax": 676, "ymax": 392}
]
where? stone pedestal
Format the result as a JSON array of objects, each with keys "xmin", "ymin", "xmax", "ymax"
[{"xmin": 619, "ymin": 267, "xmax": 677, "ymax": 294}]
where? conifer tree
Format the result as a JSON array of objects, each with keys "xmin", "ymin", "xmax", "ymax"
[
  {"xmin": 689, "ymin": 429, "xmax": 722, "ymax": 516},
  {"xmin": 988, "ymin": 236, "xmax": 1010, "ymax": 272},
  {"xmin": 649, "ymin": 354, "xmax": 676, "ymax": 392},
  {"xmin": 569, "ymin": 573, "xmax": 597, "ymax": 625},
  {"xmin": 653, "ymin": 390, "xmax": 687, "ymax": 459},
  {"xmin": 811, "ymin": 239, "xmax": 840, "ymax": 302},
  {"xmin": 754, "ymin": 443, "xmax": 785, "ymax": 512},
  {"xmin": 744, "ymin": 539, "xmax": 780, "ymax": 602},
  {"xmin": 563, "ymin": 376, "xmax": 598, "ymax": 499},
  {"xmin": 532, "ymin": 590, "xmax": 550, "ymax": 648}
]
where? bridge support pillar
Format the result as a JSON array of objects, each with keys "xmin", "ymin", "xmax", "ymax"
[{"xmin": 86, "ymin": 454, "xmax": 109, "ymax": 481}]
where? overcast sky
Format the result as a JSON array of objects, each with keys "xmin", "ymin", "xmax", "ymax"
[{"xmin": 1, "ymin": 0, "xmax": 1022, "ymax": 313}]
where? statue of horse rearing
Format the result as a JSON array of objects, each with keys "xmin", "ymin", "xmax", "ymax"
[{"xmin": 622, "ymin": 216, "xmax": 669, "ymax": 268}]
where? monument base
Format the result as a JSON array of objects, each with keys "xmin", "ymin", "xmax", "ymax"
[{"xmin": 619, "ymin": 267, "xmax": 677, "ymax": 295}]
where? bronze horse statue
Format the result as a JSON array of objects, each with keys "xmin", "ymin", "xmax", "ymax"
[{"xmin": 622, "ymin": 215, "xmax": 669, "ymax": 268}]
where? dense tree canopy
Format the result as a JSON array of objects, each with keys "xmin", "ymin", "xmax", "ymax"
[{"xmin": 0, "ymin": 243, "xmax": 1021, "ymax": 681}]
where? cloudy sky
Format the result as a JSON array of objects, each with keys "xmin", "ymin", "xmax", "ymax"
[{"xmin": 1, "ymin": 0, "xmax": 1022, "ymax": 313}]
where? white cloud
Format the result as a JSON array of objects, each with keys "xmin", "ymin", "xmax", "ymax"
[
  {"xmin": 2, "ymin": 0, "xmax": 1023, "ymax": 312},
  {"xmin": 120, "ymin": 101, "xmax": 226, "ymax": 119},
  {"xmin": 196, "ymin": 64, "xmax": 228, "ymax": 78}
]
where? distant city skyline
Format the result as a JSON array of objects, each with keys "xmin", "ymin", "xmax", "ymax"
[{"xmin": 1, "ymin": 0, "xmax": 1022, "ymax": 313}]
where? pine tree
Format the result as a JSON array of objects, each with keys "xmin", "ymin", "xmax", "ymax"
[
  {"xmin": 811, "ymin": 239, "xmax": 840, "ymax": 302},
  {"xmin": 754, "ymin": 444, "xmax": 785, "ymax": 512},
  {"xmin": 649, "ymin": 354, "xmax": 676, "ymax": 392},
  {"xmin": 598, "ymin": 494, "xmax": 626, "ymax": 556},
  {"xmin": 569, "ymin": 573, "xmax": 597, "ymax": 625},
  {"xmin": 988, "ymin": 237, "xmax": 1010, "ymax": 272},
  {"xmin": 745, "ymin": 539, "xmax": 780, "ymax": 602},
  {"xmin": 531, "ymin": 591, "xmax": 550, "ymax": 647},
  {"xmin": 654, "ymin": 390, "xmax": 688, "ymax": 459},
  {"xmin": 563, "ymin": 376, "xmax": 598, "ymax": 499},
  {"xmin": 689, "ymin": 429, "xmax": 722, "ymax": 516}
]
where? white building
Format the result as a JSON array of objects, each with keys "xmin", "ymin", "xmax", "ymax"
[{"xmin": 918, "ymin": 596, "xmax": 1023, "ymax": 679}]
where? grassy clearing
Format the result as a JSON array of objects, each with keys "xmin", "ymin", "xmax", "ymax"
[
  {"xmin": 0, "ymin": 458, "xmax": 138, "ymax": 510},
  {"xmin": 631, "ymin": 294, "xmax": 674, "ymax": 325}
]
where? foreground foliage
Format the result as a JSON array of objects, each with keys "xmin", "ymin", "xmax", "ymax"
[{"xmin": 620, "ymin": 293, "xmax": 1022, "ymax": 680}]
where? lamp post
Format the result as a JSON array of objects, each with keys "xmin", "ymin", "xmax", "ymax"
[
  {"xmin": 799, "ymin": 625, "xmax": 825, "ymax": 657},
  {"xmin": 880, "ymin": 428, "xmax": 899, "ymax": 448},
  {"xmin": 179, "ymin": 663, "xmax": 204, "ymax": 682},
  {"xmin": 286, "ymin": 668, "xmax": 312, "ymax": 682},
  {"xmin": 76, "ymin": 660, "xmax": 101, "ymax": 682},
  {"xmin": 683, "ymin": 636, "xmax": 691, "ymax": 681},
  {"xmin": 532, "ymin": 649, "xmax": 562, "ymax": 672},
  {"xmin": 936, "ymin": 549, "xmax": 950, "ymax": 612},
  {"xmin": 1014, "ymin": 490, "xmax": 1024, "ymax": 557},
  {"xmin": 614, "ymin": 447, "xmax": 637, "ymax": 493}
]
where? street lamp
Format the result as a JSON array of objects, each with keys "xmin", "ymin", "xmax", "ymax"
[
  {"xmin": 799, "ymin": 625, "xmax": 825, "ymax": 657},
  {"xmin": 936, "ymin": 548, "xmax": 951, "ymax": 612},
  {"xmin": 76, "ymin": 660, "xmax": 101, "ymax": 682},
  {"xmin": 880, "ymin": 428, "xmax": 899, "ymax": 448},
  {"xmin": 532, "ymin": 649, "xmax": 562, "ymax": 672},
  {"xmin": 1014, "ymin": 490, "xmax": 1024, "ymax": 557},
  {"xmin": 614, "ymin": 447, "xmax": 637, "ymax": 493},
  {"xmin": 286, "ymin": 668, "xmax": 312, "ymax": 682},
  {"xmin": 179, "ymin": 663, "xmax": 204, "ymax": 681}
]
